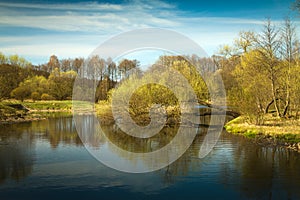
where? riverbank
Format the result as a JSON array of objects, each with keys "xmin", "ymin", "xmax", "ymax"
[
  {"xmin": 0, "ymin": 100, "xmax": 73, "ymax": 124},
  {"xmin": 0, "ymin": 100, "xmax": 180, "ymax": 125},
  {"xmin": 224, "ymin": 114, "xmax": 300, "ymax": 152},
  {"xmin": 95, "ymin": 101, "xmax": 181, "ymax": 126},
  {"xmin": 3, "ymin": 100, "xmax": 300, "ymax": 152}
]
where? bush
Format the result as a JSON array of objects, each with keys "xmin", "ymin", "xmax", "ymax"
[
  {"xmin": 41, "ymin": 93, "xmax": 55, "ymax": 100},
  {"xmin": 10, "ymin": 86, "xmax": 31, "ymax": 101},
  {"xmin": 31, "ymin": 92, "xmax": 40, "ymax": 101}
]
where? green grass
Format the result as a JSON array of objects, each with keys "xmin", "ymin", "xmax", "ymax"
[
  {"xmin": 0, "ymin": 102, "xmax": 18, "ymax": 120},
  {"xmin": 23, "ymin": 100, "xmax": 73, "ymax": 111},
  {"xmin": 0, "ymin": 100, "xmax": 74, "ymax": 122}
]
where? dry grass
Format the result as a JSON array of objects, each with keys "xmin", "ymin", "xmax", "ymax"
[{"xmin": 225, "ymin": 114, "xmax": 300, "ymax": 142}]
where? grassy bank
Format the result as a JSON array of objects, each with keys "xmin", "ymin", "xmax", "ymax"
[
  {"xmin": 23, "ymin": 100, "xmax": 73, "ymax": 111},
  {"xmin": 225, "ymin": 114, "xmax": 300, "ymax": 151},
  {"xmin": 0, "ymin": 100, "xmax": 73, "ymax": 124},
  {"xmin": 1, "ymin": 99, "xmax": 181, "ymax": 125}
]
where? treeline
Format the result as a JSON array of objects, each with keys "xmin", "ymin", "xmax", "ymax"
[
  {"xmin": 0, "ymin": 53, "xmax": 49, "ymax": 100},
  {"xmin": 1, "ymin": 17, "xmax": 299, "ymax": 125},
  {"xmin": 0, "ymin": 53, "xmax": 140, "ymax": 101},
  {"xmin": 215, "ymin": 18, "xmax": 300, "ymax": 124},
  {"xmin": 0, "ymin": 49, "xmax": 215, "ymax": 104}
]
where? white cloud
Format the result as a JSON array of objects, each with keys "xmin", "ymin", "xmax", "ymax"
[
  {"xmin": 0, "ymin": 0, "xmax": 297, "ymax": 64},
  {"xmin": 0, "ymin": 2, "xmax": 123, "ymax": 11},
  {"xmin": 0, "ymin": 0, "xmax": 179, "ymax": 33}
]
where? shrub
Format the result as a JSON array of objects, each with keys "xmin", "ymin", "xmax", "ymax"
[
  {"xmin": 41, "ymin": 93, "xmax": 55, "ymax": 100},
  {"xmin": 31, "ymin": 92, "xmax": 40, "ymax": 101},
  {"xmin": 10, "ymin": 86, "xmax": 31, "ymax": 101}
]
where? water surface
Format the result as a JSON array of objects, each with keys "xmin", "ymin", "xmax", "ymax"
[{"xmin": 1, "ymin": 116, "xmax": 300, "ymax": 199}]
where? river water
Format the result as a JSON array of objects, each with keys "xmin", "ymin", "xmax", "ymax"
[{"xmin": 0, "ymin": 115, "xmax": 300, "ymax": 199}]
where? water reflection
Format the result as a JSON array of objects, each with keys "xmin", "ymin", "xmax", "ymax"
[
  {"xmin": 32, "ymin": 116, "xmax": 82, "ymax": 148},
  {"xmin": 0, "ymin": 116, "xmax": 300, "ymax": 199},
  {"xmin": 225, "ymin": 133, "xmax": 300, "ymax": 199},
  {"xmin": 0, "ymin": 124, "xmax": 34, "ymax": 184},
  {"xmin": 74, "ymin": 114, "xmax": 199, "ymax": 172}
]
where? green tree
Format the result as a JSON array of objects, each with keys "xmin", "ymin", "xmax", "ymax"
[
  {"xmin": 48, "ymin": 68, "xmax": 77, "ymax": 100},
  {"xmin": 10, "ymin": 84, "xmax": 31, "ymax": 102},
  {"xmin": 256, "ymin": 19, "xmax": 282, "ymax": 117},
  {"xmin": 0, "ymin": 64, "xmax": 26, "ymax": 99},
  {"xmin": 233, "ymin": 50, "xmax": 272, "ymax": 124},
  {"xmin": 8, "ymin": 54, "xmax": 30, "ymax": 68},
  {"xmin": 10, "ymin": 75, "xmax": 48, "ymax": 101}
]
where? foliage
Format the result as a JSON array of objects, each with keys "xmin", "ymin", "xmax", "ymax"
[
  {"xmin": 41, "ymin": 93, "xmax": 55, "ymax": 100},
  {"xmin": 10, "ymin": 75, "xmax": 48, "ymax": 101},
  {"xmin": 48, "ymin": 68, "xmax": 77, "ymax": 100},
  {"xmin": 1, "ymin": 16, "xmax": 300, "ymax": 129},
  {"xmin": 10, "ymin": 86, "xmax": 31, "ymax": 102},
  {"xmin": 218, "ymin": 18, "xmax": 300, "ymax": 123},
  {"xmin": 112, "ymin": 56, "xmax": 209, "ymax": 120},
  {"xmin": 31, "ymin": 92, "xmax": 40, "ymax": 101},
  {"xmin": 0, "ymin": 64, "xmax": 27, "ymax": 99}
]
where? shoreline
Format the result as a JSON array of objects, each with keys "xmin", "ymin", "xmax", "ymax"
[
  {"xmin": 0, "ymin": 100, "xmax": 73, "ymax": 124},
  {"xmin": 2, "ymin": 100, "xmax": 300, "ymax": 152},
  {"xmin": 224, "ymin": 115, "xmax": 300, "ymax": 152}
]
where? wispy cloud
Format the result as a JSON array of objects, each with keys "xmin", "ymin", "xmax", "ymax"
[
  {"xmin": 0, "ymin": 1, "xmax": 179, "ymax": 32},
  {"xmin": 0, "ymin": 0, "xmax": 296, "ymax": 64},
  {"xmin": 0, "ymin": 2, "xmax": 123, "ymax": 11}
]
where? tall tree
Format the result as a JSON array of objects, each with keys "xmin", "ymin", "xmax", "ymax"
[
  {"xmin": 48, "ymin": 68, "xmax": 77, "ymax": 100},
  {"xmin": 281, "ymin": 17, "xmax": 298, "ymax": 116},
  {"xmin": 118, "ymin": 59, "xmax": 139, "ymax": 79},
  {"xmin": 72, "ymin": 57, "xmax": 84, "ymax": 75},
  {"xmin": 234, "ymin": 50, "xmax": 272, "ymax": 123},
  {"xmin": 256, "ymin": 19, "xmax": 282, "ymax": 117},
  {"xmin": 47, "ymin": 55, "xmax": 60, "ymax": 72},
  {"xmin": 106, "ymin": 57, "xmax": 117, "ymax": 82},
  {"xmin": 234, "ymin": 31, "xmax": 256, "ymax": 54},
  {"xmin": 61, "ymin": 59, "xmax": 71, "ymax": 72}
]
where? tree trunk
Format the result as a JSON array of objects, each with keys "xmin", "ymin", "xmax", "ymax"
[
  {"xmin": 271, "ymin": 77, "xmax": 281, "ymax": 117},
  {"xmin": 283, "ymin": 98, "xmax": 290, "ymax": 117},
  {"xmin": 265, "ymin": 99, "xmax": 274, "ymax": 114},
  {"xmin": 283, "ymin": 60, "xmax": 291, "ymax": 117}
]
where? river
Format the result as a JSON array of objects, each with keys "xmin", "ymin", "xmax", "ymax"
[{"xmin": 0, "ymin": 115, "xmax": 300, "ymax": 199}]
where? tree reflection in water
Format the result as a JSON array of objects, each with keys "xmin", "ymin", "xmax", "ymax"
[
  {"xmin": 1, "ymin": 116, "xmax": 300, "ymax": 199},
  {"xmin": 222, "ymin": 132, "xmax": 300, "ymax": 199},
  {"xmin": 0, "ymin": 124, "xmax": 34, "ymax": 184}
]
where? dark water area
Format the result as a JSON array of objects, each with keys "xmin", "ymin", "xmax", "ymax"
[{"xmin": 0, "ymin": 115, "xmax": 300, "ymax": 199}]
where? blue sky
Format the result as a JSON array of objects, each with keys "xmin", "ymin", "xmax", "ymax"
[{"xmin": 0, "ymin": 0, "xmax": 298, "ymax": 65}]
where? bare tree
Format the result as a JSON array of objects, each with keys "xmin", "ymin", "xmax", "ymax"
[
  {"xmin": 281, "ymin": 17, "xmax": 298, "ymax": 116},
  {"xmin": 47, "ymin": 55, "xmax": 60, "ymax": 72},
  {"xmin": 61, "ymin": 59, "xmax": 71, "ymax": 72},
  {"xmin": 72, "ymin": 58, "xmax": 84, "ymax": 76},
  {"xmin": 234, "ymin": 31, "xmax": 256, "ymax": 54}
]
